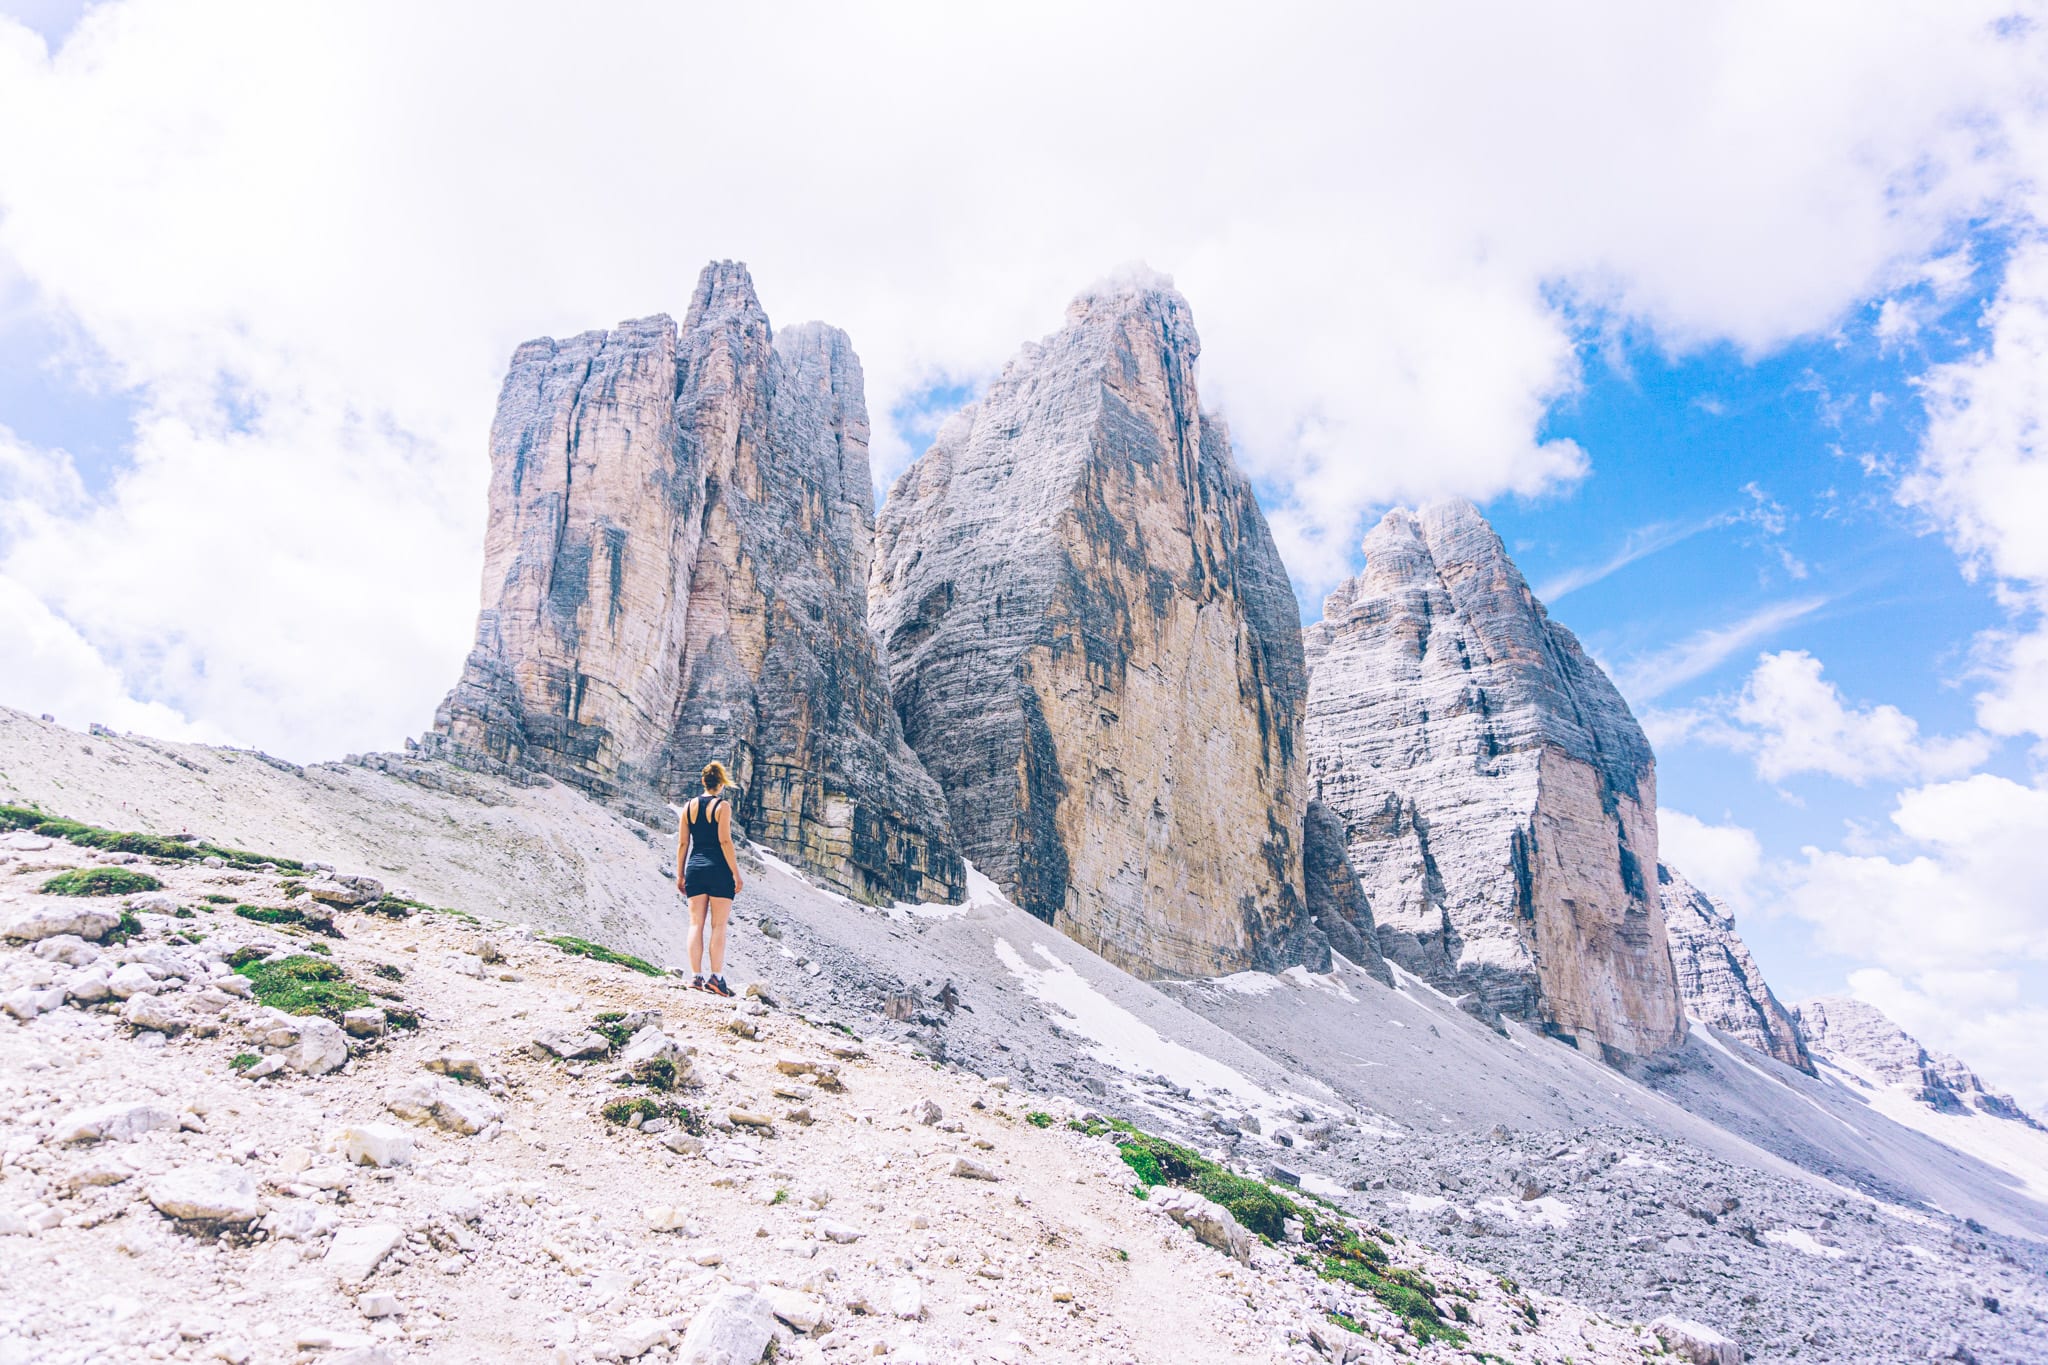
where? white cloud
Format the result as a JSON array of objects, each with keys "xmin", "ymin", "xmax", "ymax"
[
  {"xmin": 1902, "ymin": 237, "xmax": 2048, "ymax": 744},
  {"xmin": 1658, "ymin": 809, "xmax": 1762, "ymax": 913},
  {"xmin": 1730, "ymin": 651, "xmax": 1992, "ymax": 784},
  {"xmin": 1609, "ymin": 597, "xmax": 1827, "ymax": 702},
  {"xmin": 0, "ymin": 5, "xmax": 2043, "ymax": 756},
  {"xmin": 1535, "ymin": 515, "xmax": 1719, "ymax": 602},
  {"xmin": 1779, "ymin": 773, "xmax": 2048, "ymax": 1109}
]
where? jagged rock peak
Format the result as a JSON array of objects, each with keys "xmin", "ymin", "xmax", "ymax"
[
  {"xmin": 872, "ymin": 272, "xmax": 1316, "ymax": 979},
  {"xmin": 1795, "ymin": 995, "xmax": 2043, "ymax": 1127},
  {"xmin": 1303, "ymin": 497, "xmax": 1686, "ymax": 1058},
  {"xmin": 685, "ymin": 257, "xmax": 768, "ymax": 330},
  {"xmin": 426, "ymin": 261, "xmax": 963, "ymax": 906},
  {"xmin": 1659, "ymin": 863, "xmax": 1813, "ymax": 1074}
]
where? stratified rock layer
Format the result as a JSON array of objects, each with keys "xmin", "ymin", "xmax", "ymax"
[
  {"xmin": 1303, "ymin": 501, "xmax": 1685, "ymax": 1057},
  {"xmin": 1659, "ymin": 864, "xmax": 1812, "ymax": 1074},
  {"xmin": 1795, "ymin": 996, "xmax": 2043, "ymax": 1127},
  {"xmin": 872, "ymin": 274, "xmax": 1312, "ymax": 979},
  {"xmin": 430, "ymin": 262, "xmax": 962, "ymax": 905}
]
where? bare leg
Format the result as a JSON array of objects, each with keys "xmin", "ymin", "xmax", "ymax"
[
  {"xmin": 687, "ymin": 894, "xmax": 711, "ymax": 976},
  {"xmin": 707, "ymin": 896, "xmax": 734, "ymax": 977}
]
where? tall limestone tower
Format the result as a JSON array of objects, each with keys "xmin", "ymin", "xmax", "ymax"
[
  {"xmin": 1304, "ymin": 501, "xmax": 1686, "ymax": 1057},
  {"xmin": 871, "ymin": 273, "xmax": 1322, "ymax": 979},
  {"xmin": 427, "ymin": 262, "xmax": 963, "ymax": 906}
]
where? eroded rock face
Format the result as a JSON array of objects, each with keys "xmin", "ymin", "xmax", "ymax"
[
  {"xmin": 872, "ymin": 274, "xmax": 1313, "ymax": 978},
  {"xmin": 1303, "ymin": 799, "xmax": 1391, "ymax": 984},
  {"xmin": 1795, "ymin": 995, "xmax": 2043, "ymax": 1127},
  {"xmin": 429, "ymin": 262, "xmax": 962, "ymax": 905},
  {"xmin": 1303, "ymin": 500, "xmax": 1685, "ymax": 1057},
  {"xmin": 1659, "ymin": 864, "xmax": 1812, "ymax": 1074}
]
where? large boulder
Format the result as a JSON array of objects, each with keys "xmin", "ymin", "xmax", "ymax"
[
  {"xmin": 675, "ymin": 1285, "xmax": 776, "ymax": 1365},
  {"xmin": 872, "ymin": 273, "xmax": 1314, "ymax": 978},
  {"xmin": 425, "ymin": 262, "xmax": 962, "ymax": 907},
  {"xmin": 147, "ymin": 1165, "xmax": 264, "ymax": 1224},
  {"xmin": 2, "ymin": 904, "xmax": 120, "ymax": 944}
]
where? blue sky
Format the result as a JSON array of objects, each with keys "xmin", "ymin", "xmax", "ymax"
[{"xmin": 1, "ymin": 4, "xmax": 2044, "ymax": 1106}]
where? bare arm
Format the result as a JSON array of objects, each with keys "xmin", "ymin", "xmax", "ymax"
[
  {"xmin": 675, "ymin": 815, "xmax": 689, "ymax": 893},
  {"xmin": 717, "ymin": 803, "xmax": 744, "ymax": 896}
]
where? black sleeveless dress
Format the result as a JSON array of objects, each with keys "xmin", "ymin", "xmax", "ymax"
[{"xmin": 681, "ymin": 794, "xmax": 737, "ymax": 898}]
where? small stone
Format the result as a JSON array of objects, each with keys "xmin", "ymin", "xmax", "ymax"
[
  {"xmin": 946, "ymin": 1156, "xmax": 997, "ymax": 1181},
  {"xmin": 343, "ymin": 1008, "xmax": 387, "ymax": 1038},
  {"xmin": 913, "ymin": 1100, "xmax": 942, "ymax": 1126},
  {"xmin": 1051, "ymin": 1287, "xmax": 1073, "ymax": 1303},
  {"xmin": 51, "ymin": 1100, "xmax": 175, "ymax": 1145},
  {"xmin": 358, "ymin": 1291, "xmax": 402, "ymax": 1319},
  {"xmin": 602, "ymin": 1316, "xmax": 680, "ymax": 1360},
  {"xmin": 121, "ymin": 993, "xmax": 188, "ymax": 1034},
  {"xmin": 889, "ymin": 1279, "xmax": 925, "ymax": 1321},
  {"xmin": 147, "ymin": 1164, "xmax": 265, "ymax": 1223},
  {"xmin": 763, "ymin": 1287, "xmax": 830, "ymax": 1333},
  {"xmin": 729, "ymin": 1110, "xmax": 775, "ymax": 1131},
  {"xmin": 817, "ymin": 1219, "xmax": 863, "ymax": 1243},
  {"xmin": 334, "ymin": 1123, "xmax": 415, "ymax": 1168},
  {"xmin": 285, "ymin": 1017, "xmax": 351, "ymax": 1075},
  {"xmin": 327, "ymin": 1223, "xmax": 405, "ymax": 1282},
  {"xmin": 1649, "ymin": 1316, "xmax": 1741, "ymax": 1365},
  {"xmin": 424, "ymin": 1051, "xmax": 491, "ymax": 1083},
  {"xmin": 676, "ymin": 1284, "xmax": 775, "ymax": 1364},
  {"xmin": 106, "ymin": 962, "xmax": 160, "ymax": 999},
  {"xmin": 2, "ymin": 904, "xmax": 120, "ymax": 943}
]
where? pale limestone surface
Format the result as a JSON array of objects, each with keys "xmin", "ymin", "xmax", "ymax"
[
  {"xmin": 1659, "ymin": 863, "xmax": 1813, "ymax": 1074},
  {"xmin": 872, "ymin": 274, "xmax": 1316, "ymax": 979},
  {"xmin": 429, "ymin": 262, "xmax": 961, "ymax": 906},
  {"xmin": 1303, "ymin": 500, "xmax": 1685, "ymax": 1057}
]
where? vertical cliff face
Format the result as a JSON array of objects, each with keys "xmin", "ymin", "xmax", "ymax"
[
  {"xmin": 430, "ymin": 262, "xmax": 963, "ymax": 905},
  {"xmin": 1795, "ymin": 996, "xmax": 2043, "ymax": 1127},
  {"xmin": 871, "ymin": 274, "xmax": 1314, "ymax": 979},
  {"xmin": 1659, "ymin": 864, "xmax": 1812, "ymax": 1074},
  {"xmin": 1303, "ymin": 500, "xmax": 1685, "ymax": 1057}
]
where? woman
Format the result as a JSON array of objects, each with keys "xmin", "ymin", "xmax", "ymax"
[{"xmin": 676, "ymin": 760, "xmax": 744, "ymax": 996}]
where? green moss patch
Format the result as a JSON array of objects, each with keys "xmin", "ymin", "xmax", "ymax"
[
  {"xmin": 229, "ymin": 1053, "xmax": 260, "ymax": 1072},
  {"xmin": 600, "ymin": 1096, "xmax": 703, "ymax": 1133},
  {"xmin": 40, "ymin": 867, "xmax": 161, "ymax": 897},
  {"xmin": 232, "ymin": 954, "xmax": 369, "ymax": 1020},
  {"xmin": 546, "ymin": 935, "xmax": 662, "ymax": 977},
  {"xmin": 1025, "ymin": 1111, "xmax": 1053, "ymax": 1128},
  {"xmin": 232, "ymin": 904, "xmax": 342, "ymax": 937},
  {"xmin": 2, "ymin": 805, "xmax": 300, "ymax": 872}
]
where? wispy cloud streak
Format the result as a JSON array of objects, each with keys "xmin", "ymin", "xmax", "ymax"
[
  {"xmin": 1611, "ymin": 596, "xmax": 1827, "ymax": 702},
  {"xmin": 1536, "ymin": 516, "xmax": 1722, "ymax": 601}
]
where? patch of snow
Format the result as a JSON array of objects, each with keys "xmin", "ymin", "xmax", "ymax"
[
  {"xmin": 1813, "ymin": 1057, "xmax": 2048, "ymax": 1207},
  {"xmin": 1210, "ymin": 972, "xmax": 1282, "ymax": 997},
  {"xmin": 1763, "ymin": 1228, "xmax": 1845, "ymax": 1259},
  {"xmin": 1297, "ymin": 1172, "xmax": 1349, "ymax": 1202},
  {"xmin": 992, "ymin": 937, "xmax": 1305, "ymax": 1124},
  {"xmin": 1280, "ymin": 965, "xmax": 1357, "ymax": 1003},
  {"xmin": 1474, "ymin": 1196, "xmax": 1575, "ymax": 1229}
]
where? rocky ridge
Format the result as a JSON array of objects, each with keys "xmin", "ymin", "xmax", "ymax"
[
  {"xmin": 1795, "ymin": 995, "xmax": 2042, "ymax": 1127},
  {"xmin": 1658, "ymin": 864, "xmax": 1813, "ymax": 1075},
  {"xmin": 872, "ymin": 274, "xmax": 1324, "ymax": 980},
  {"xmin": 1302, "ymin": 501, "xmax": 1685, "ymax": 1059},
  {"xmin": 427, "ymin": 261, "xmax": 961, "ymax": 906}
]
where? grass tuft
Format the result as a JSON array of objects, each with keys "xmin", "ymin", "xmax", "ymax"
[
  {"xmin": 546, "ymin": 935, "xmax": 662, "ymax": 977},
  {"xmin": 233, "ymin": 954, "xmax": 368, "ymax": 1020},
  {"xmin": 1025, "ymin": 1110, "xmax": 1053, "ymax": 1129},
  {"xmin": 40, "ymin": 867, "xmax": 161, "ymax": 897},
  {"xmin": 232, "ymin": 904, "xmax": 341, "ymax": 937},
  {"xmin": 229, "ymin": 1053, "xmax": 260, "ymax": 1072},
  {"xmin": 2, "ymin": 806, "xmax": 301, "ymax": 871}
]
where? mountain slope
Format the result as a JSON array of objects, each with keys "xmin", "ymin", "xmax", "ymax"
[{"xmin": 4, "ymin": 710, "xmax": 2044, "ymax": 1363}]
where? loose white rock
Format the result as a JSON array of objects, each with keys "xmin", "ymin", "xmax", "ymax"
[
  {"xmin": 334, "ymin": 1123, "xmax": 415, "ymax": 1168},
  {"xmin": 1650, "ymin": 1316, "xmax": 1742, "ymax": 1365},
  {"xmin": 147, "ymin": 1164, "xmax": 265, "ymax": 1224},
  {"xmin": 1147, "ymin": 1185, "xmax": 1254, "ymax": 1265},
  {"xmin": 675, "ymin": 1285, "xmax": 776, "ymax": 1365},
  {"xmin": 2, "ymin": 904, "xmax": 120, "ymax": 943},
  {"xmin": 51, "ymin": 1100, "xmax": 175, "ymax": 1145},
  {"xmin": 326, "ymin": 1222, "xmax": 405, "ymax": 1283}
]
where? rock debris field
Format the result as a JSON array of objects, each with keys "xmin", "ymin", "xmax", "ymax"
[{"xmin": 0, "ymin": 830, "xmax": 1698, "ymax": 1365}]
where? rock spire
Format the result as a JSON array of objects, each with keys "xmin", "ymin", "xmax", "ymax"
[
  {"xmin": 1303, "ymin": 500, "xmax": 1686, "ymax": 1057},
  {"xmin": 871, "ymin": 273, "xmax": 1316, "ymax": 978},
  {"xmin": 428, "ymin": 261, "xmax": 963, "ymax": 905},
  {"xmin": 1659, "ymin": 864, "xmax": 1812, "ymax": 1073}
]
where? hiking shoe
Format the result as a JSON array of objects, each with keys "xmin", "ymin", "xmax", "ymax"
[
  {"xmin": 689, "ymin": 975, "xmax": 707, "ymax": 992},
  {"xmin": 706, "ymin": 975, "xmax": 735, "ymax": 998}
]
